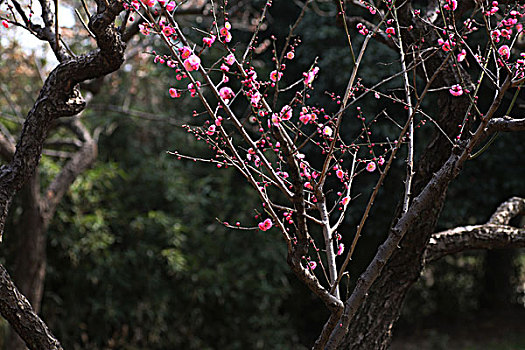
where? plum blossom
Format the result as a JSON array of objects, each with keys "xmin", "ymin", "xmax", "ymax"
[
  {"xmin": 139, "ymin": 23, "xmax": 150, "ymax": 35},
  {"xmin": 366, "ymin": 162, "xmax": 376, "ymax": 172},
  {"xmin": 250, "ymin": 91, "xmax": 261, "ymax": 106},
  {"xmin": 270, "ymin": 70, "xmax": 283, "ymax": 82},
  {"xmin": 203, "ymin": 35, "xmax": 216, "ymax": 47},
  {"xmin": 449, "ymin": 84, "xmax": 463, "ymax": 97},
  {"xmin": 336, "ymin": 169, "xmax": 344, "ymax": 179},
  {"xmin": 225, "ymin": 53, "xmax": 236, "ymax": 65},
  {"xmin": 304, "ymin": 67, "xmax": 320, "ymax": 85},
  {"xmin": 220, "ymin": 22, "xmax": 232, "ymax": 42},
  {"xmin": 299, "ymin": 113, "xmax": 312, "ymax": 124},
  {"xmin": 308, "ymin": 261, "xmax": 317, "ymax": 270},
  {"xmin": 378, "ymin": 156, "xmax": 385, "ymax": 166},
  {"xmin": 184, "ymin": 54, "xmax": 201, "ymax": 71},
  {"xmin": 258, "ymin": 218, "xmax": 273, "ymax": 231},
  {"xmin": 166, "ymin": 1, "xmax": 175, "ymax": 11},
  {"xmin": 337, "ymin": 243, "xmax": 345, "ymax": 256},
  {"xmin": 498, "ymin": 45, "xmax": 511, "ymax": 60},
  {"xmin": 162, "ymin": 26, "xmax": 175, "ymax": 37},
  {"xmin": 443, "ymin": 0, "xmax": 457, "ymax": 11},
  {"xmin": 356, "ymin": 23, "xmax": 368, "ymax": 35},
  {"xmin": 270, "ymin": 113, "xmax": 280, "ymax": 126},
  {"xmin": 385, "ymin": 27, "xmax": 395, "ymax": 35},
  {"xmin": 141, "ymin": 0, "xmax": 156, "ymax": 7},
  {"xmin": 219, "ymin": 87, "xmax": 234, "ymax": 101},
  {"xmin": 180, "ymin": 46, "xmax": 192, "ymax": 59},
  {"xmin": 280, "ymin": 105, "xmax": 293, "ymax": 120},
  {"xmin": 168, "ymin": 88, "xmax": 180, "ymax": 98},
  {"xmin": 457, "ymin": 49, "xmax": 466, "ymax": 62},
  {"xmin": 206, "ymin": 124, "xmax": 216, "ymax": 135},
  {"xmin": 341, "ymin": 196, "xmax": 350, "ymax": 206},
  {"xmin": 188, "ymin": 81, "xmax": 201, "ymax": 97},
  {"xmin": 437, "ymin": 38, "xmax": 455, "ymax": 51},
  {"xmin": 322, "ymin": 126, "xmax": 333, "ymax": 137},
  {"xmin": 286, "ymin": 51, "xmax": 295, "ymax": 59},
  {"xmin": 491, "ymin": 29, "xmax": 501, "ymax": 43}
]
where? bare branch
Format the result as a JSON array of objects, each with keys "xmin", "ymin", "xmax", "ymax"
[
  {"xmin": 0, "ymin": 264, "xmax": 63, "ymax": 350},
  {"xmin": 425, "ymin": 224, "xmax": 525, "ymax": 263},
  {"xmin": 486, "ymin": 116, "xmax": 525, "ymax": 134},
  {"xmin": 424, "ymin": 197, "xmax": 525, "ymax": 262}
]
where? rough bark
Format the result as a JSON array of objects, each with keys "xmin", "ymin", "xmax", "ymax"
[
  {"xmin": 0, "ymin": 264, "xmax": 63, "ymax": 350},
  {"xmin": 425, "ymin": 197, "xmax": 525, "ymax": 262},
  {"xmin": 337, "ymin": 2, "xmax": 476, "ymax": 348},
  {"xmin": 6, "ymin": 119, "xmax": 98, "ymax": 350},
  {"xmin": 0, "ymin": 1, "xmax": 126, "ymax": 348}
]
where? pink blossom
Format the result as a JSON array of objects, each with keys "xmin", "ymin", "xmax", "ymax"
[
  {"xmin": 203, "ymin": 35, "xmax": 216, "ymax": 47},
  {"xmin": 280, "ymin": 105, "xmax": 292, "ymax": 120},
  {"xmin": 220, "ymin": 24, "xmax": 232, "ymax": 42},
  {"xmin": 141, "ymin": 0, "xmax": 156, "ymax": 7},
  {"xmin": 385, "ymin": 27, "xmax": 395, "ymax": 35},
  {"xmin": 449, "ymin": 84, "xmax": 463, "ymax": 96},
  {"xmin": 168, "ymin": 88, "xmax": 180, "ymax": 98},
  {"xmin": 457, "ymin": 49, "xmax": 466, "ymax": 62},
  {"xmin": 250, "ymin": 91, "xmax": 261, "ymax": 106},
  {"xmin": 443, "ymin": 0, "xmax": 457, "ymax": 11},
  {"xmin": 220, "ymin": 27, "xmax": 229, "ymax": 36},
  {"xmin": 299, "ymin": 113, "xmax": 311, "ymax": 124},
  {"xmin": 258, "ymin": 218, "xmax": 273, "ymax": 231},
  {"xmin": 336, "ymin": 169, "xmax": 344, "ymax": 179},
  {"xmin": 271, "ymin": 113, "xmax": 281, "ymax": 126},
  {"xmin": 184, "ymin": 54, "xmax": 201, "ymax": 71},
  {"xmin": 366, "ymin": 162, "xmax": 376, "ymax": 172},
  {"xmin": 206, "ymin": 124, "xmax": 216, "ymax": 135},
  {"xmin": 165, "ymin": 1, "xmax": 175, "ymax": 11},
  {"xmin": 278, "ymin": 171, "xmax": 289, "ymax": 179},
  {"xmin": 219, "ymin": 87, "xmax": 234, "ymax": 101},
  {"xmin": 322, "ymin": 126, "xmax": 333, "ymax": 137},
  {"xmin": 498, "ymin": 45, "xmax": 511, "ymax": 60},
  {"xmin": 500, "ymin": 29, "xmax": 511, "ymax": 40},
  {"xmin": 270, "ymin": 70, "xmax": 283, "ymax": 82},
  {"xmin": 341, "ymin": 196, "xmax": 350, "ymax": 206},
  {"xmin": 491, "ymin": 29, "xmax": 501, "ymax": 43},
  {"xmin": 437, "ymin": 38, "xmax": 455, "ymax": 51},
  {"xmin": 356, "ymin": 23, "xmax": 369, "ymax": 35},
  {"xmin": 286, "ymin": 51, "xmax": 295, "ymax": 60},
  {"xmin": 139, "ymin": 23, "xmax": 150, "ymax": 35},
  {"xmin": 188, "ymin": 81, "xmax": 201, "ymax": 97},
  {"xmin": 225, "ymin": 53, "xmax": 235, "ymax": 65},
  {"xmin": 308, "ymin": 261, "xmax": 317, "ymax": 270},
  {"xmin": 378, "ymin": 156, "xmax": 385, "ymax": 166},
  {"xmin": 162, "ymin": 26, "xmax": 175, "ymax": 37},
  {"xmin": 337, "ymin": 243, "xmax": 345, "ymax": 256},
  {"xmin": 304, "ymin": 67, "xmax": 320, "ymax": 85},
  {"xmin": 180, "ymin": 46, "xmax": 192, "ymax": 59},
  {"xmin": 304, "ymin": 182, "xmax": 313, "ymax": 190},
  {"xmin": 130, "ymin": 0, "xmax": 140, "ymax": 10}
]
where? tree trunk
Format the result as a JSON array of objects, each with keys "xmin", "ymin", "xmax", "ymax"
[{"xmin": 339, "ymin": 90, "xmax": 471, "ymax": 348}]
